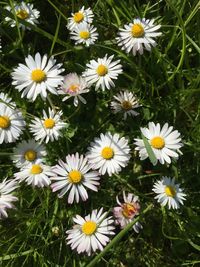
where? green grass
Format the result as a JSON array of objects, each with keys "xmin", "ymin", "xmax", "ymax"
[{"xmin": 0, "ymin": 0, "xmax": 200, "ymax": 266}]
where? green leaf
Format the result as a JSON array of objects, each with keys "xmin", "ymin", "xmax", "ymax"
[{"xmin": 141, "ymin": 133, "xmax": 157, "ymax": 166}]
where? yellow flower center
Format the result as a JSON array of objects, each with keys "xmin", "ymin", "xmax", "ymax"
[
  {"xmin": 122, "ymin": 203, "xmax": 136, "ymax": 218},
  {"xmin": 68, "ymin": 84, "xmax": 79, "ymax": 93},
  {"xmin": 150, "ymin": 136, "xmax": 165, "ymax": 149},
  {"xmin": 16, "ymin": 9, "xmax": 29, "ymax": 20},
  {"xmin": 73, "ymin": 12, "xmax": 84, "ymax": 23},
  {"xmin": 44, "ymin": 118, "xmax": 55, "ymax": 129},
  {"xmin": 31, "ymin": 69, "xmax": 46, "ymax": 83},
  {"xmin": 68, "ymin": 170, "xmax": 82, "ymax": 183},
  {"xmin": 24, "ymin": 150, "xmax": 37, "ymax": 161},
  {"xmin": 82, "ymin": 221, "xmax": 97, "ymax": 235},
  {"xmin": 31, "ymin": 164, "xmax": 43, "ymax": 174},
  {"xmin": 131, "ymin": 23, "xmax": 144, "ymax": 38},
  {"xmin": 165, "ymin": 186, "xmax": 176, "ymax": 197},
  {"xmin": 121, "ymin": 101, "xmax": 132, "ymax": 110},
  {"xmin": 101, "ymin": 147, "xmax": 114, "ymax": 160},
  {"xmin": 0, "ymin": 116, "xmax": 10, "ymax": 129},
  {"xmin": 96, "ymin": 64, "xmax": 108, "ymax": 76},
  {"xmin": 79, "ymin": 31, "xmax": 90, "ymax": 39}
]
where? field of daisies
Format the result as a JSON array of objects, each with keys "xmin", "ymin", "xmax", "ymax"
[{"xmin": 0, "ymin": 0, "xmax": 200, "ymax": 266}]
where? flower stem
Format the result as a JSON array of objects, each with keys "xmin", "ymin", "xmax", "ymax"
[{"xmin": 85, "ymin": 203, "xmax": 153, "ymax": 267}]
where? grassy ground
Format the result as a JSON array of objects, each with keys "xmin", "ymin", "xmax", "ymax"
[{"xmin": 0, "ymin": 0, "xmax": 200, "ymax": 266}]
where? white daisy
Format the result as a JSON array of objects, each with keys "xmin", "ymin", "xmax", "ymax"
[
  {"xmin": 134, "ymin": 122, "xmax": 183, "ymax": 165},
  {"xmin": 0, "ymin": 92, "xmax": 16, "ymax": 108},
  {"xmin": 5, "ymin": 1, "xmax": 40, "ymax": 30},
  {"xmin": 66, "ymin": 208, "xmax": 115, "ymax": 256},
  {"xmin": 58, "ymin": 73, "xmax": 90, "ymax": 107},
  {"xmin": 152, "ymin": 177, "xmax": 186, "ymax": 209},
  {"xmin": 12, "ymin": 139, "xmax": 47, "ymax": 168},
  {"xmin": 111, "ymin": 90, "xmax": 140, "ymax": 120},
  {"xmin": 116, "ymin": 18, "xmax": 162, "ymax": 56},
  {"xmin": 67, "ymin": 6, "xmax": 94, "ymax": 31},
  {"xmin": 113, "ymin": 191, "xmax": 142, "ymax": 233},
  {"xmin": 70, "ymin": 23, "xmax": 98, "ymax": 47},
  {"xmin": 50, "ymin": 153, "xmax": 100, "ymax": 204},
  {"xmin": 29, "ymin": 108, "xmax": 67, "ymax": 143},
  {"xmin": 14, "ymin": 160, "xmax": 52, "ymax": 188},
  {"xmin": 0, "ymin": 179, "xmax": 18, "ymax": 219},
  {"xmin": 11, "ymin": 52, "xmax": 64, "ymax": 101},
  {"xmin": 83, "ymin": 54, "xmax": 123, "ymax": 91},
  {"xmin": 86, "ymin": 132, "xmax": 131, "ymax": 176},
  {"xmin": 0, "ymin": 105, "xmax": 25, "ymax": 144}
]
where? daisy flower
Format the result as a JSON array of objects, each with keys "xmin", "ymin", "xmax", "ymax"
[
  {"xmin": 67, "ymin": 6, "xmax": 94, "ymax": 31},
  {"xmin": 66, "ymin": 208, "xmax": 115, "ymax": 256},
  {"xmin": 51, "ymin": 153, "xmax": 100, "ymax": 204},
  {"xmin": 113, "ymin": 191, "xmax": 142, "ymax": 233},
  {"xmin": 14, "ymin": 160, "xmax": 53, "ymax": 188},
  {"xmin": 0, "ymin": 105, "xmax": 25, "ymax": 144},
  {"xmin": 11, "ymin": 52, "xmax": 64, "ymax": 101},
  {"xmin": 12, "ymin": 139, "xmax": 47, "ymax": 168},
  {"xmin": 134, "ymin": 122, "xmax": 183, "ymax": 165},
  {"xmin": 111, "ymin": 90, "xmax": 140, "ymax": 120},
  {"xmin": 116, "ymin": 18, "xmax": 162, "ymax": 56},
  {"xmin": 29, "ymin": 108, "xmax": 67, "ymax": 143},
  {"xmin": 87, "ymin": 132, "xmax": 131, "ymax": 176},
  {"xmin": 58, "ymin": 73, "xmax": 90, "ymax": 107},
  {"xmin": 152, "ymin": 177, "xmax": 186, "ymax": 209},
  {"xmin": 82, "ymin": 54, "xmax": 123, "ymax": 91},
  {"xmin": 0, "ymin": 179, "xmax": 18, "ymax": 219},
  {"xmin": 0, "ymin": 92, "xmax": 16, "ymax": 107},
  {"xmin": 5, "ymin": 2, "xmax": 40, "ymax": 30},
  {"xmin": 70, "ymin": 23, "xmax": 98, "ymax": 47}
]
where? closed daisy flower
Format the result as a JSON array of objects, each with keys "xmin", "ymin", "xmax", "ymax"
[
  {"xmin": 58, "ymin": 73, "xmax": 90, "ymax": 106},
  {"xmin": 12, "ymin": 139, "xmax": 47, "ymax": 168},
  {"xmin": 50, "ymin": 153, "xmax": 100, "ymax": 204},
  {"xmin": 66, "ymin": 208, "xmax": 115, "ymax": 256},
  {"xmin": 0, "ymin": 179, "xmax": 18, "ymax": 219},
  {"xmin": 87, "ymin": 132, "xmax": 131, "ymax": 176},
  {"xmin": 113, "ymin": 191, "xmax": 142, "ymax": 233},
  {"xmin": 14, "ymin": 160, "xmax": 52, "ymax": 188},
  {"xmin": 70, "ymin": 23, "xmax": 98, "ymax": 47},
  {"xmin": 0, "ymin": 105, "xmax": 25, "ymax": 144},
  {"xmin": 29, "ymin": 108, "xmax": 67, "ymax": 143},
  {"xmin": 5, "ymin": 1, "xmax": 40, "ymax": 30},
  {"xmin": 116, "ymin": 18, "xmax": 161, "ymax": 56},
  {"xmin": 134, "ymin": 122, "xmax": 183, "ymax": 165},
  {"xmin": 67, "ymin": 6, "xmax": 94, "ymax": 31},
  {"xmin": 11, "ymin": 52, "xmax": 64, "ymax": 101},
  {"xmin": 152, "ymin": 177, "xmax": 186, "ymax": 209},
  {"xmin": 83, "ymin": 54, "xmax": 123, "ymax": 91},
  {"xmin": 111, "ymin": 90, "xmax": 140, "ymax": 120}
]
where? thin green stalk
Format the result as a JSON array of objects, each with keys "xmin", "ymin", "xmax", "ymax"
[
  {"xmin": 85, "ymin": 204, "xmax": 153, "ymax": 267},
  {"xmin": 50, "ymin": 14, "xmax": 61, "ymax": 56},
  {"xmin": 47, "ymin": 0, "xmax": 68, "ymax": 22},
  {"xmin": 9, "ymin": 0, "xmax": 23, "ymax": 51},
  {"xmin": 164, "ymin": 0, "xmax": 186, "ymax": 82},
  {"xmin": 184, "ymin": 1, "xmax": 200, "ymax": 27}
]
